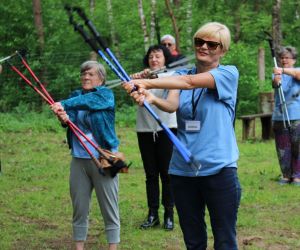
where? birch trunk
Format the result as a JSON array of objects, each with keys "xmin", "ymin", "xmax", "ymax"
[
  {"xmin": 150, "ymin": 0, "xmax": 157, "ymax": 45},
  {"xmin": 185, "ymin": 0, "xmax": 193, "ymax": 52},
  {"xmin": 106, "ymin": 0, "xmax": 120, "ymax": 57},
  {"xmin": 138, "ymin": 0, "xmax": 149, "ymax": 52},
  {"xmin": 90, "ymin": 0, "xmax": 95, "ymax": 15},
  {"xmin": 89, "ymin": 0, "xmax": 98, "ymax": 60}
]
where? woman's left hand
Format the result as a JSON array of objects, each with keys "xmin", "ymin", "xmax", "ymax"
[{"xmin": 130, "ymin": 88, "xmax": 156, "ymax": 106}]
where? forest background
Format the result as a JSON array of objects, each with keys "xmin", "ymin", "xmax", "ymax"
[{"xmin": 0, "ymin": 0, "xmax": 300, "ymax": 115}]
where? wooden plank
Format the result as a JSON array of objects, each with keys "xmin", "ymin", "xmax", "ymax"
[
  {"xmin": 239, "ymin": 113, "xmax": 273, "ymax": 140},
  {"xmin": 239, "ymin": 112, "xmax": 272, "ymax": 120}
]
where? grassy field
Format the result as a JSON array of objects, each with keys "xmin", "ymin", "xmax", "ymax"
[{"xmin": 0, "ymin": 110, "xmax": 300, "ymax": 250}]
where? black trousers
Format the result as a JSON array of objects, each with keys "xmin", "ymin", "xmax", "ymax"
[
  {"xmin": 171, "ymin": 168, "xmax": 241, "ymax": 250},
  {"xmin": 137, "ymin": 129, "xmax": 176, "ymax": 214}
]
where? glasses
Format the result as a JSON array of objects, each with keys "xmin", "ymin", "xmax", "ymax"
[
  {"xmin": 162, "ymin": 43, "xmax": 173, "ymax": 47},
  {"xmin": 280, "ymin": 57, "xmax": 293, "ymax": 60},
  {"xmin": 194, "ymin": 38, "xmax": 222, "ymax": 50}
]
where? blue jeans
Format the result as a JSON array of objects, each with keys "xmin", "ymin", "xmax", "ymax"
[{"xmin": 171, "ymin": 168, "xmax": 241, "ymax": 250}]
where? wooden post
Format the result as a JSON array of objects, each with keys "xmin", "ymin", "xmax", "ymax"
[{"xmin": 258, "ymin": 47, "xmax": 265, "ymax": 85}]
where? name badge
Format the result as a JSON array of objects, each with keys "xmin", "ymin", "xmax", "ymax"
[{"xmin": 185, "ymin": 120, "xmax": 201, "ymax": 132}]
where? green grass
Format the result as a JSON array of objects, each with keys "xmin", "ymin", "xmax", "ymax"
[{"xmin": 0, "ymin": 112, "xmax": 300, "ymax": 249}]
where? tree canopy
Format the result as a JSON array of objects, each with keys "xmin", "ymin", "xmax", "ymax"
[{"xmin": 0, "ymin": 0, "xmax": 299, "ymax": 114}]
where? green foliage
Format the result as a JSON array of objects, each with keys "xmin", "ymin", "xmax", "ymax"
[
  {"xmin": 0, "ymin": 0, "xmax": 299, "ymax": 114},
  {"xmin": 115, "ymin": 104, "xmax": 137, "ymax": 128},
  {"xmin": 0, "ymin": 104, "xmax": 61, "ymax": 133}
]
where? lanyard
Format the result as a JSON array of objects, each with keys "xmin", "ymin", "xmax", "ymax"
[{"xmin": 191, "ymin": 88, "xmax": 204, "ymax": 120}]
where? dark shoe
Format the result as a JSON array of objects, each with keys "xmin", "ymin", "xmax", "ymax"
[
  {"xmin": 163, "ymin": 217, "xmax": 174, "ymax": 230},
  {"xmin": 140, "ymin": 215, "xmax": 160, "ymax": 229},
  {"xmin": 291, "ymin": 181, "xmax": 300, "ymax": 186},
  {"xmin": 278, "ymin": 178, "xmax": 290, "ymax": 185}
]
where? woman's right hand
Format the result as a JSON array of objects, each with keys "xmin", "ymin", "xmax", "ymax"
[
  {"xmin": 273, "ymin": 67, "xmax": 283, "ymax": 87},
  {"xmin": 130, "ymin": 68, "xmax": 151, "ymax": 79},
  {"xmin": 56, "ymin": 109, "xmax": 69, "ymax": 124},
  {"xmin": 122, "ymin": 79, "xmax": 149, "ymax": 94}
]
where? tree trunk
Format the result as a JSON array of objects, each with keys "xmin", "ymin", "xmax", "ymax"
[
  {"xmin": 185, "ymin": 0, "xmax": 193, "ymax": 52},
  {"xmin": 32, "ymin": 0, "xmax": 45, "ymax": 53},
  {"xmin": 258, "ymin": 47, "xmax": 265, "ymax": 88},
  {"xmin": 233, "ymin": 15, "xmax": 241, "ymax": 43},
  {"xmin": 150, "ymin": 0, "xmax": 157, "ymax": 45},
  {"xmin": 32, "ymin": 0, "xmax": 46, "ymax": 87},
  {"xmin": 89, "ymin": 0, "xmax": 98, "ymax": 60},
  {"xmin": 90, "ymin": 0, "xmax": 95, "ymax": 15},
  {"xmin": 106, "ymin": 0, "xmax": 120, "ymax": 57},
  {"xmin": 165, "ymin": 0, "xmax": 180, "ymax": 53},
  {"xmin": 173, "ymin": 0, "xmax": 181, "ymax": 6},
  {"xmin": 272, "ymin": 0, "xmax": 282, "ymax": 59},
  {"xmin": 138, "ymin": 0, "xmax": 149, "ymax": 52}
]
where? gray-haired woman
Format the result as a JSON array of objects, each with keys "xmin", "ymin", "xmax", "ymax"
[
  {"xmin": 52, "ymin": 61, "xmax": 120, "ymax": 250},
  {"xmin": 272, "ymin": 46, "xmax": 300, "ymax": 186}
]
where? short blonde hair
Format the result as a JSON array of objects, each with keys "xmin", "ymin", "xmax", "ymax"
[{"xmin": 193, "ymin": 22, "xmax": 231, "ymax": 52}]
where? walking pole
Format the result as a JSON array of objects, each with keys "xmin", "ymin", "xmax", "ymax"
[
  {"xmin": 0, "ymin": 53, "xmax": 17, "ymax": 63},
  {"xmin": 265, "ymin": 33, "xmax": 291, "ymax": 128},
  {"xmin": 6, "ymin": 53, "xmax": 128, "ymax": 176},
  {"xmin": 65, "ymin": 6, "xmax": 201, "ymax": 171}
]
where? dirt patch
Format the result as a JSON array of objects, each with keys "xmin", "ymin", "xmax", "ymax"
[
  {"xmin": 12, "ymin": 215, "xmax": 58, "ymax": 230},
  {"xmin": 239, "ymin": 232, "xmax": 297, "ymax": 250},
  {"xmin": 12, "ymin": 235, "xmax": 108, "ymax": 250}
]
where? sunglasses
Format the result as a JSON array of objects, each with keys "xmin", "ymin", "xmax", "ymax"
[
  {"xmin": 194, "ymin": 38, "xmax": 222, "ymax": 50},
  {"xmin": 162, "ymin": 43, "xmax": 173, "ymax": 47}
]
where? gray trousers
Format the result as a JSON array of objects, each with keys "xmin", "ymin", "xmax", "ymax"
[{"xmin": 70, "ymin": 157, "xmax": 120, "ymax": 243}]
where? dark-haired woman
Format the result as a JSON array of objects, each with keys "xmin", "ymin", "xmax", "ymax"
[{"xmin": 132, "ymin": 45, "xmax": 177, "ymax": 230}]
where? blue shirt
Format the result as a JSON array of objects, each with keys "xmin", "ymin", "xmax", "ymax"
[
  {"xmin": 169, "ymin": 65, "xmax": 239, "ymax": 177},
  {"xmin": 272, "ymin": 68, "xmax": 300, "ymax": 121},
  {"xmin": 71, "ymin": 110, "xmax": 100, "ymax": 159}
]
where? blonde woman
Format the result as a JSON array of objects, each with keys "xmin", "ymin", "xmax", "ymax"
[{"xmin": 124, "ymin": 22, "xmax": 241, "ymax": 250}]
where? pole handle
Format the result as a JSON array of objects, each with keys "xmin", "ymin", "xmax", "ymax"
[
  {"xmin": 267, "ymin": 39, "xmax": 276, "ymax": 58},
  {"xmin": 75, "ymin": 25, "xmax": 100, "ymax": 53},
  {"xmin": 91, "ymin": 155, "xmax": 105, "ymax": 175},
  {"xmin": 74, "ymin": 6, "xmax": 108, "ymax": 49}
]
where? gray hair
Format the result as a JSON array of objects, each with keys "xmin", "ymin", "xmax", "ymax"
[
  {"xmin": 80, "ymin": 60, "xmax": 106, "ymax": 84},
  {"xmin": 279, "ymin": 46, "xmax": 297, "ymax": 59},
  {"xmin": 160, "ymin": 34, "xmax": 176, "ymax": 44}
]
